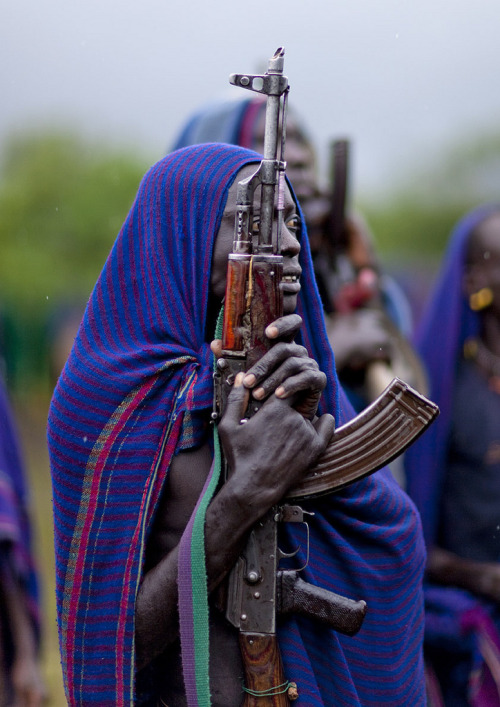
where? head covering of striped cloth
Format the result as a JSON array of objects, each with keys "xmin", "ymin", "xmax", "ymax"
[
  {"xmin": 47, "ymin": 142, "xmax": 426, "ymax": 706},
  {"xmin": 171, "ymin": 97, "xmax": 267, "ymax": 153},
  {"xmin": 405, "ymin": 204, "xmax": 500, "ymax": 547},
  {"xmin": 0, "ymin": 378, "xmax": 40, "ymax": 635}
]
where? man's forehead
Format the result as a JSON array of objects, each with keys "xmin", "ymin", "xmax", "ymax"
[{"xmin": 471, "ymin": 213, "xmax": 500, "ymax": 255}]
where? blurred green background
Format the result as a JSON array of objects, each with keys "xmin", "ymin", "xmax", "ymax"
[
  {"xmin": 0, "ymin": 130, "xmax": 150, "ymax": 703},
  {"xmin": 2, "ymin": 125, "xmax": 499, "ymax": 703}
]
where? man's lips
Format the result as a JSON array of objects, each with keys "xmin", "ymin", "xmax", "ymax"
[{"xmin": 280, "ymin": 272, "xmax": 301, "ymax": 294}]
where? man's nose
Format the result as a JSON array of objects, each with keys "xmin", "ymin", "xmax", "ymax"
[{"xmin": 281, "ymin": 224, "xmax": 301, "ymax": 256}]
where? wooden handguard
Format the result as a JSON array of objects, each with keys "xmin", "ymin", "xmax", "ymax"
[
  {"xmin": 286, "ymin": 378, "xmax": 439, "ymax": 500},
  {"xmin": 222, "ymin": 256, "xmax": 251, "ymax": 352},
  {"xmin": 247, "ymin": 258, "xmax": 283, "ymax": 368},
  {"xmin": 221, "ymin": 255, "xmax": 283, "ymax": 370}
]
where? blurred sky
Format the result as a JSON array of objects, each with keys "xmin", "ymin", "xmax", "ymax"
[{"xmin": 3, "ymin": 0, "xmax": 500, "ymax": 197}]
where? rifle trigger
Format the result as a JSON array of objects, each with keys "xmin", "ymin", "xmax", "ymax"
[
  {"xmin": 276, "ymin": 505, "xmax": 313, "ymax": 572},
  {"xmin": 278, "ymin": 545, "xmax": 299, "ymax": 560}
]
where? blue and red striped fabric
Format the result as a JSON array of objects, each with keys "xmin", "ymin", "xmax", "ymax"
[
  {"xmin": 171, "ymin": 97, "xmax": 266, "ymax": 153},
  {"xmin": 0, "ymin": 379, "xmax": 39, "ymax": 634},
  {"xmin": 47, "ymin": 143, "xmax": 426, "ymax": 705}
]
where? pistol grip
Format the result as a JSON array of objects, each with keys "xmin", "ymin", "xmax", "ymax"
[{"xmin": 277, "ymin": 570, "xmax": 367, "ymax": 637}]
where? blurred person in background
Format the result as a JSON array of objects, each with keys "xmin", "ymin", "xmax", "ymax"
[
  {"xmin": 0, "ymin": 379, "xmax": 44, "ymax": 706},
  {"xmin": 405, "ymin": 205, "xmax": 500, "ymax": 706}
]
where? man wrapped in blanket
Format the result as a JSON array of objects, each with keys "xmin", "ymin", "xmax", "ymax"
[
  {"xmin": 47, "ymin": 143, "xmax": 426, "ymax": 706},
  {"xmin": 405, "ymin": 206, "xmax": 500, "ymax": 705}
]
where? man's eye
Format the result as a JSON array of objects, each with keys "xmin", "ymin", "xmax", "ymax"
[{"xmin": 286, "ymin": 215, "xmax": 301, "ymax": 233}]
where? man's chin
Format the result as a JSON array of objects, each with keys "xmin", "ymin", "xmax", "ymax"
[{"xmin": 282, "ymin": 293, "xmax": 299, "ymax": 315}]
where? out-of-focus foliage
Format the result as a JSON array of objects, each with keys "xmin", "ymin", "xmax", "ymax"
[
  {"xmin": 0, "ymin": 131, "xmax": 149, "ymax": 310},
  {"xmin": 0, "ymin": 131, "xmax": 149, "ymax": 390},
  {"xmin": 362, "ymin": 200, "xmax": 460, "ymax": 258},
  {"xmin": 360, "ymin": 126, "xmax": 500, "ymax": 259}
]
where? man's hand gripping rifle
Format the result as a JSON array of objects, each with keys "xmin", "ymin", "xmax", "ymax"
[{"xmin": 213, "ymin": 48, "xmax": 438, "ymax": 706}]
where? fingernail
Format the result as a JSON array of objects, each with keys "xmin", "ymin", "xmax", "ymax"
[
  {"xmin": 243, "ymin": 373, "xmax": 256, "ymax": 387},
  {"xmin": 253, "ymin": 387, "xmax": 265, "ymax": 400},
  {"xmin": 275, "ymin": 386, "xmax": 286, "ymax": 398},
  {"xmin": 265, "ymin": 325, "xmax": 279, "ymax": 338},
  {"xmin": 235, "ymin": 372, "xmax": 245, "ymax": 387}
]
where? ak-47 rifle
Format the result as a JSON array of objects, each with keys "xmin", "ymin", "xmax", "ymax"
[{"xmin": 213, "ymin": 49, "xmax": 438, "ymax": 706}]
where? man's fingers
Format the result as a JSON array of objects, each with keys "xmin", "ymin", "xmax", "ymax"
[
  {"xmin": 265, "ymin": 313, "xmax": 302, "ymax": 341},
  {"xmin": 251, "ymin": 357, "xmax": 312, "ymax": 399},
  {"xmin": 210, "ymin": 339, "xmax": 222, "ymax": 358},
  {"xmin": 220, "ymin": 373, "xmax": 250, "ymax": 426},
  {"xmin": 274, "ymin": 369, "xmax": 327, "ymax": 399},
  {"xmin": 313, "ymin": 414, "xmax": 336, "ymax": 450},
  {"xmin": 243, "ymin": 343, "xmax": 309, "ymax": 389}
]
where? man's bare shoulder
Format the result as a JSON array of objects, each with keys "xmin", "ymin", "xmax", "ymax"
[{"xmin": 146, "ymin": 443, "xmax": 213, "ymax": 567}]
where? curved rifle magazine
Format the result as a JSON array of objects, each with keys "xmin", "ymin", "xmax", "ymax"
[{"xmin": 286, "ymin": 378, "xmax": 439, "ymax": 500}]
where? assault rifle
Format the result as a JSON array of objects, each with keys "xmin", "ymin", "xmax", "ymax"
[{"xmin": 213, "ymin": 48, "xmax": 438, "ymax": 706}]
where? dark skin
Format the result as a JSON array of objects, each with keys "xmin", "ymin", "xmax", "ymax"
[
  {"xmin": 427, "ymin": 212, "xmax": 500, "ymax": 601},
  {"xmin": 251, "ymin": 110, "xmax": 318, "ymax": 207},
  {"xmin": 135, "ymin": 165, "xmax": 335, "ymax": 705},
  {"xmin": 323, "ymin": 213, "xmax": 393, "ymax": 374},
  {"xmin": 0, "ymin": 551, "xmax": 45, "ymax": 707},
  {"xmin": 325, "ymin": 308, "xmax": 392, "ymax": 373}
]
